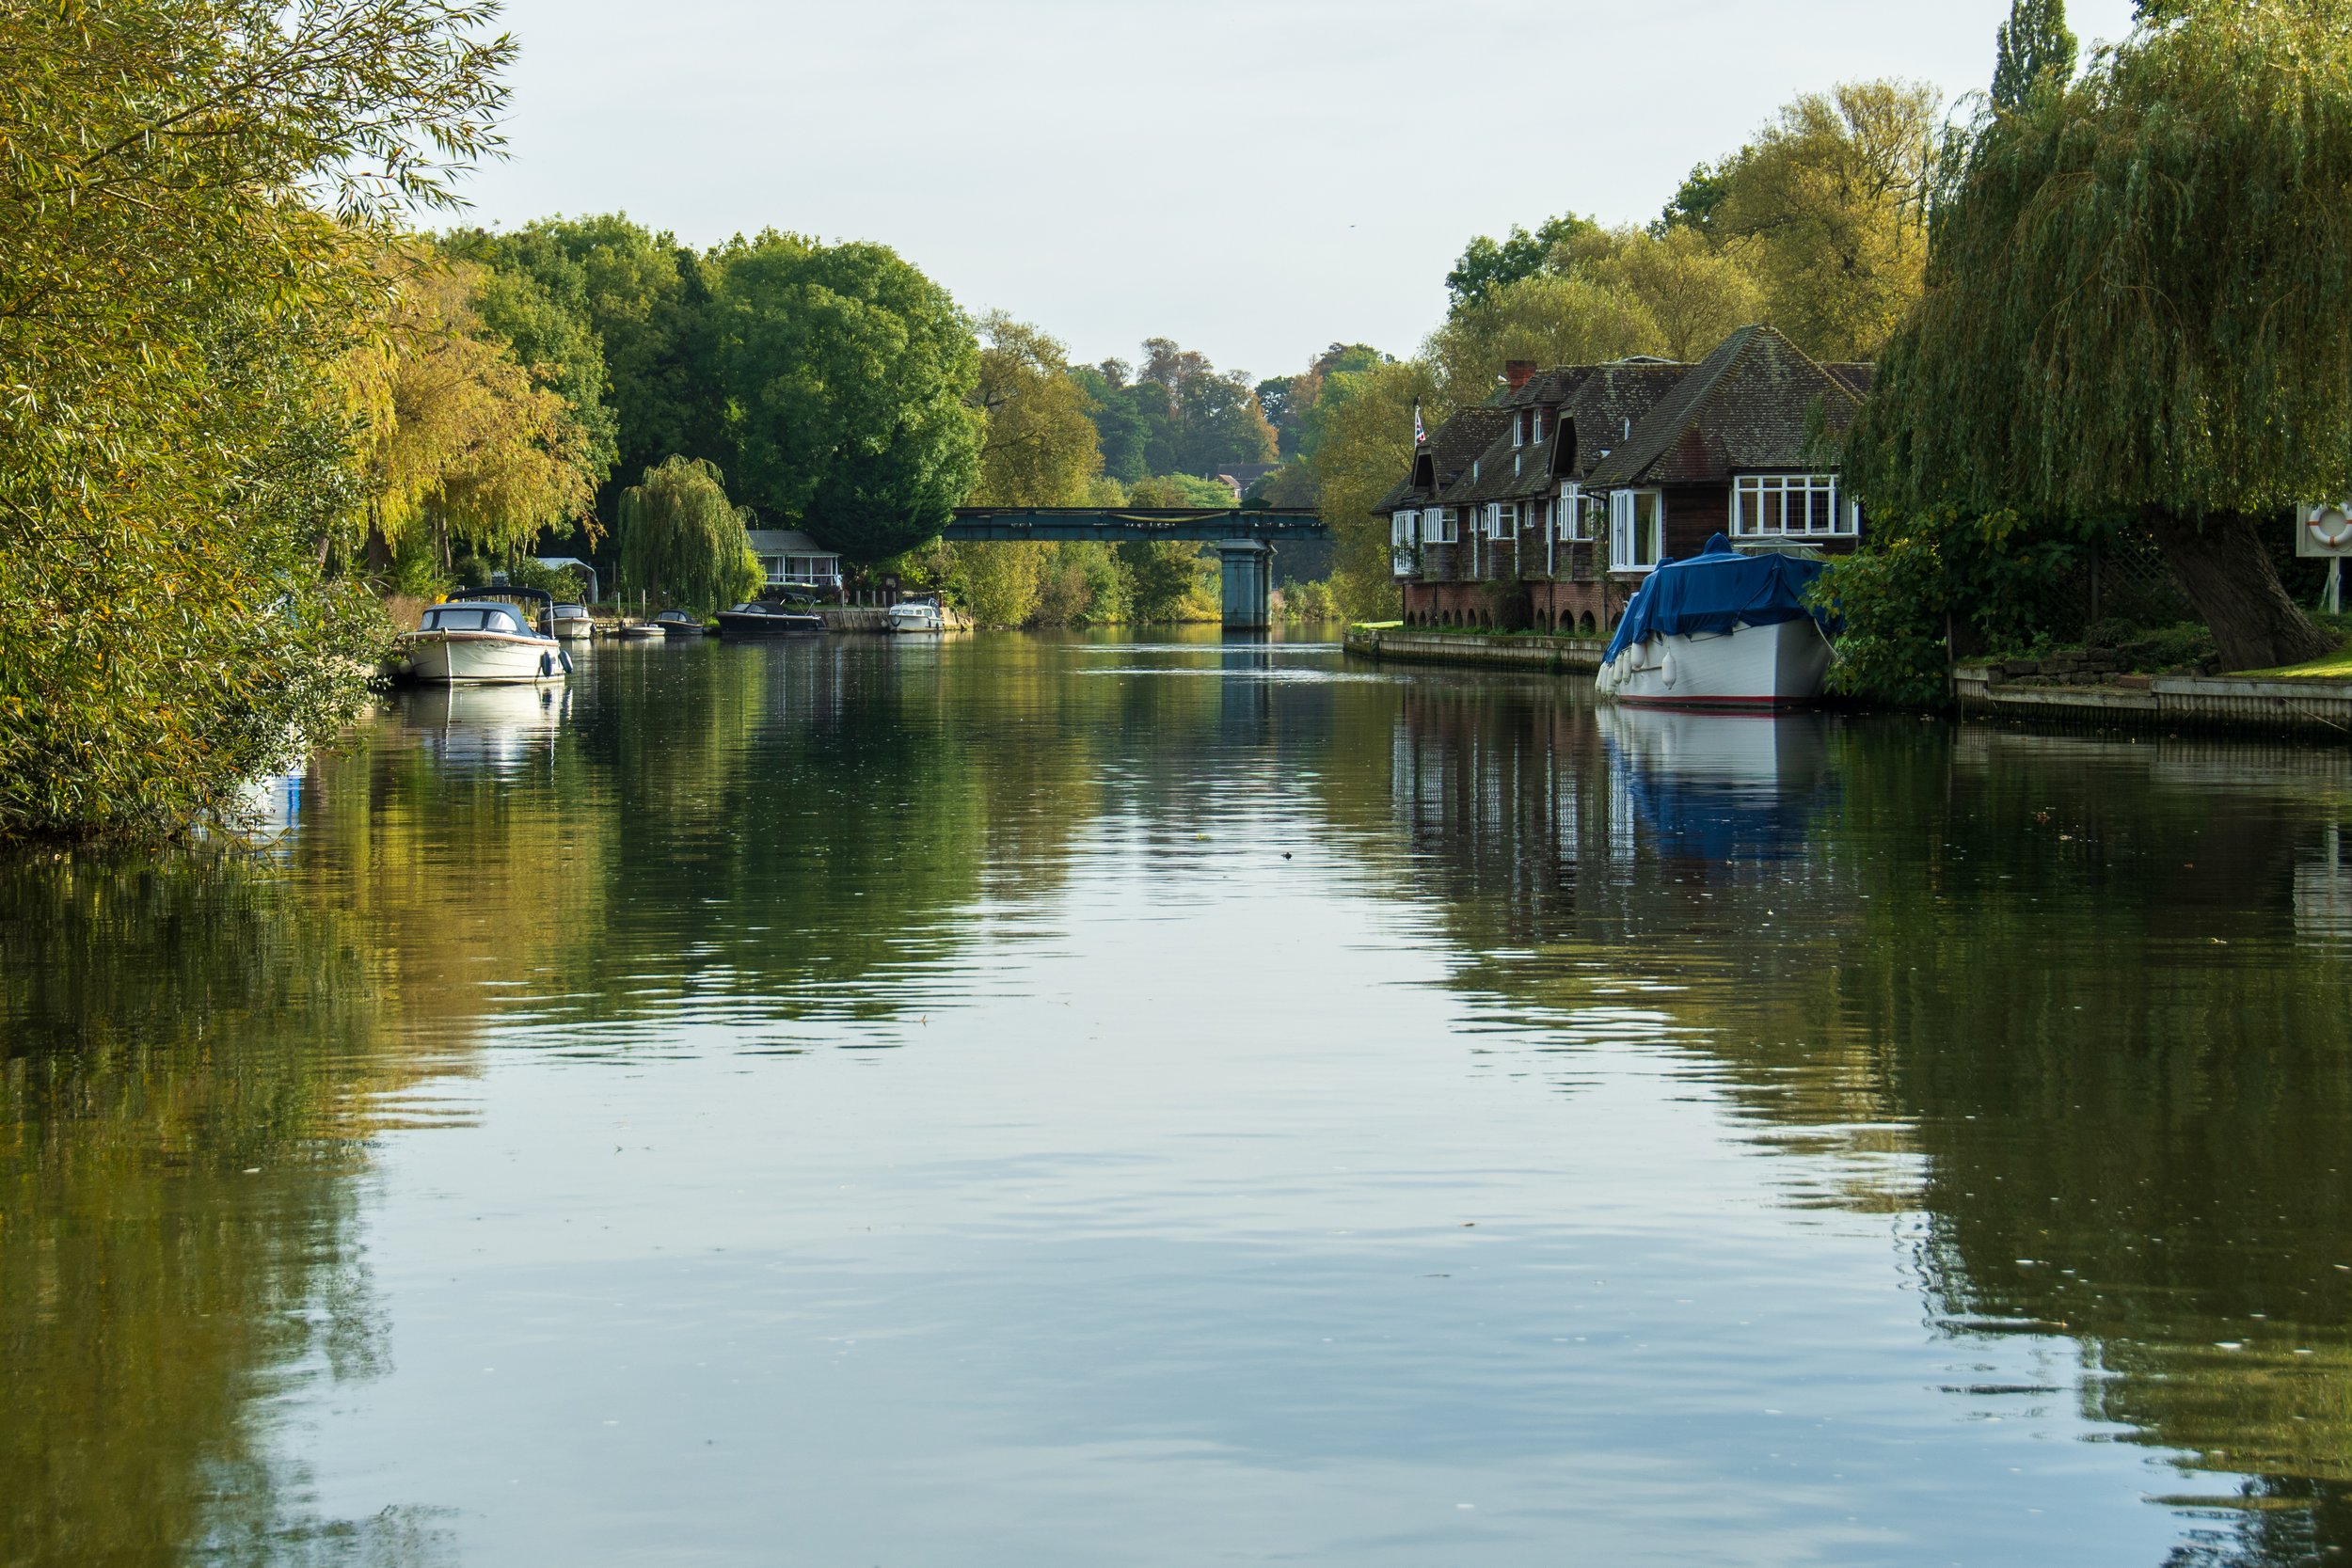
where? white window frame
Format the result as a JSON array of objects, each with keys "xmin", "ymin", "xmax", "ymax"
[
  {"xmin": 1486, "ymin": 501, "xmax": 1517, "ymax": 538},
  {"xmin": 1424, "ymin": 506, "xmax": 1457, "ymax": 545},
  {"xmin": 1609, "ymin": 489, "xmax": 1665, "ymax": 572},
  {"xmin": 1393, "ymin": 509, "xmax": 1418, "ymax": 548},
  {"xmin": 1730, "ymin": 473, "xmax": 1851, "ymax": 539},
  {"xmin": 1558, "ymin": 483, "xmax": 1600, "ymax": 541}
]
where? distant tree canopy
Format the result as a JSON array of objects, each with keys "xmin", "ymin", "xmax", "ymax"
[
  {"xmin": 1073, "ymin": 340, "xmax": 1277, "ymax": 483},
  {"xmin": 614, "ymin": 456, "xmax": 760, "ymax": 610},
  {"xmin": 1444, "ymin": 214, "xmax": 1601, "ymax": 311},
  {"xmin": 1844, "ymin": 0, "xmax": 2350, "ymax": 672}
]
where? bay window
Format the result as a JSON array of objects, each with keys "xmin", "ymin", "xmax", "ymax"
[{"xmin": 1731, "ymin": 474, "xmax": 1851, "ymax": 538}]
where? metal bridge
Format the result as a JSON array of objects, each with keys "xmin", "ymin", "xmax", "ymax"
[{"xmin": 944, "ymin": 507, "xmax": 1326, "ymax": 630}]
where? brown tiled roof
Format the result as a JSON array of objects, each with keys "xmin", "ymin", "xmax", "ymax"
[
  {"xmin": 1555, "ymin": 362, "xmax": 1689, "ymax": 483},
  {"xmin": 1823, "ymin": 362, "xmax": 1877, "ymax": 398},
  {"xmin": 1586, "ymin": 325, "xmax": 1862, "ymax": 488},
  {"xmin": 1374, "ymin": 405, "xmax": 1512, "ymax": 515}
]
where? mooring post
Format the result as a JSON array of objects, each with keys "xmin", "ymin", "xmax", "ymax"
[{"xmin": 1218, "ymin": 539, "xmax": 1274, "ymax": 631}]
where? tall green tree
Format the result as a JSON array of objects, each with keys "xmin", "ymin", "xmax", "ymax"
[
  {"xmin": 464, "ymin": 215, "xmax": 719, "ymax": 519},
  {"xmin": 0, "ymin": 0, "xmax": 513, "ymax": 841},
  {"xmin": 709, "ymin": 233, "xmax": 984, "ymax": 562},
  {"xmin": 1992, "ymin": 0, "xmax": 2078, "ymax": 110},
  {"xmin": 1713, "ymin": 80, "xmax": 1940, "ymax": 361},
  {"xmin": 966, "ymin": 314, "xmax": 1104, "ymax": 505},
  {"xmin": 1843, "ymin": 0, "xmax": 2349, "ymax": 672},
  {"xmin": 615, "ymin": 456, "xmax": 760, "ymax": 610}
]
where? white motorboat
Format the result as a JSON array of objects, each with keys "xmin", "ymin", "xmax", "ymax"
[
  {"xmin": 887, "ymin": 596, "xmax": 946, "ymax": 633},
  {"xmin": 398, "ymin": 588, "xmax": 572, "ymax": 684},
  {"xmin": 1596, "ymin": 534, "xmax": 1834, "ymax": 709},
  {"xmin": 550, "ymin": 601, "xmax": 594, "ymax": 641}
]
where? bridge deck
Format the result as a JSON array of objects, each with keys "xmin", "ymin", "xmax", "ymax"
[{"xmin": 944, "ymin": 506, "xmax": 1324, "ymax": 543}]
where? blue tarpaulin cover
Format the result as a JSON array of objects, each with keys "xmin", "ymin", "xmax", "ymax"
[{"xmin": 1602, "ymin": 533, "xmax": 1835, "ymax": 666}]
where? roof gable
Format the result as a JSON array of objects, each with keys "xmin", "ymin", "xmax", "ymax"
[{"xmin": 1588, "ymin": 325, "xmax": 1862, "ymax": 488}]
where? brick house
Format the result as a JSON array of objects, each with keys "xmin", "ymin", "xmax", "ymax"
[{"xmin": 1378, "ymin": 325, "xmax": 1874, "ymax": 633}]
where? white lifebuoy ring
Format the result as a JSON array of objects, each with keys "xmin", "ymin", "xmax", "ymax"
[{"xmin": 2308, "ymin": 505, "xmax": 2352, "ymax": 551}]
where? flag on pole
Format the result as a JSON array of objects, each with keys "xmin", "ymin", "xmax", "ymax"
[{"xmin": 1412, "ymin": 400, "xmax": 1426, "ymax": 447}]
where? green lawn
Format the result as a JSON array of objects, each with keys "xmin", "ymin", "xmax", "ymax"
[{"xmin": 2237, "ymin": 647, "xmax": 2352, "ymax": 679}]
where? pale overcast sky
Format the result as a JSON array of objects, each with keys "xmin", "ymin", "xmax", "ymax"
[{"xmin": 457, "ymin": 0, "xmax": 2140, "ymax": 382}]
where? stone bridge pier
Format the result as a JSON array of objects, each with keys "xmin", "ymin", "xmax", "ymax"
[{"xmin": 1216, "ymin": 539, "xmax": 1274, "ymax": 631}]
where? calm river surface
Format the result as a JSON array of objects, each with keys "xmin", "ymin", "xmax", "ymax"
[{"xmin": 8, "ymin": 630, "xmax": 2352, "ymax": 1566}]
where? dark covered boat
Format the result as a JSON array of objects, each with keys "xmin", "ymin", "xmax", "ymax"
[{"xmin": 716, "ymin": 602, "xmax": 824, "ymax": 639}]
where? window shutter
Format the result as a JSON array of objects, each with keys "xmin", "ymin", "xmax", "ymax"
[{"xmin": 1610, "ymin": 491, "xmax": 1634, "ymax": 567}]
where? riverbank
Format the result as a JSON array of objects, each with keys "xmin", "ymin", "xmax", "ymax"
[
  {"xmin": 1343, "ymin": 623, "xmax": 1607, "ymax": 673},
  {"xmin": 1953, "ymin": 661, "xmax": 2352, "ymax": 736},
  {"xmin": 1345, "ymin": 624, "xmax": 2352, "ymax": 739}
]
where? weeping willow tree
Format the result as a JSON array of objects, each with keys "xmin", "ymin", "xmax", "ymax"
[
  {"xmin": 614, "ymin": 456, "xmax": 762, "ymax": 610},
  {"xmin": 1844, "ymin": 0, "xmax": 2351, "ymax": 673}
]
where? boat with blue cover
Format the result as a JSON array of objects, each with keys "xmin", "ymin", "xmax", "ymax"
[{"xmin": 1594, "ymin": 534, "xmax": 1836, "ymax": 708}]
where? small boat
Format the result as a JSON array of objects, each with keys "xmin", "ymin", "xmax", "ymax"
[
  {"xmin": 1595, "ymin": 534, "xmax": 1834, "ymax": 709},
  {"xmin": 550, "ymin": 602, "xmax": 594, "ymax": 641},
  {"xmin": 886, "ymin": 596, "xmax": 946, "ymax": 633},
  {"xmin": 716, "ymin": 602, "xmax": 825, "ymax": 638},
  {"xmin": 612, "ymin": 620, "xmax": 663, "ymax": 641},
  {"xmin": 653, "ymin": 610, "xmax": 707, "ymax": 640},
  {"xmin": 398, "ymin": 588, "xmax": 571, "ymax": 684}
]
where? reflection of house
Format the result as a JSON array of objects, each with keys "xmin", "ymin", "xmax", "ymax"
[
  {"xmin": 1376, "ymin": 325, "xmax": 1874, "ymax": 634},
  {"xmin": 745, "ymin": 530, "xmax": 843, "ymax": 593}
]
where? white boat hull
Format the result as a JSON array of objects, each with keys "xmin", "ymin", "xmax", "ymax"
[
  {"xmin": 1596, "ymin": 617, "xmax": 1830, "ymax": 708},
  {"xmin": 403, "ymin": 632, "xmax": 568, "ymax": 684},
  {"xmin": 887, "ymin": 605, "xmax": 945, "ymax": 633}
]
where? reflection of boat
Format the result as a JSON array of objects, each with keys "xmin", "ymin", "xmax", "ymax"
[
  {"xmin": 717, "ymin": 602, "xmax": 824, "ymax": 638},
  {"xmin": 1601, "ymin": 705, "xmax": 1834, "ymax": 861},
  {"xmin": 398, "ymin": 588, "xmax": 571, "ymax": 683},
  {"xmin": 1596, "ymin": 535, "xmax": 1833, "ymax": 708},
  {"xmin": 550, "ymin": 602, "xmax": 594, "ymax": 641},
  {"xmin": 404, "ymin": 683, "xmax": 569, "ymax": 771},
  {"xmin": 887, "ymin": 596, "xmax": 945, "ymax": 633},
  {"xmin": 227, "ymin": 768, "xmax": 306, "ymax": 843},
  {"xmin": 654, "ymin": 610, "xmax": 707, "ymax": 640}
]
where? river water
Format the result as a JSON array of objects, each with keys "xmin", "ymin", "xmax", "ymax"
[{"xmin": 7, "ymin": 630, "xmax": 2352, "ymax": 1567}]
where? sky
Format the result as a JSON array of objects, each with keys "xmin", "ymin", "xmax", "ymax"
[{"xmin": 457, "ymin": 0, "xmax": 2142, "ymax": 384}]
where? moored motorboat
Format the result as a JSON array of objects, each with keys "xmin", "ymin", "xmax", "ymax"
[
  {"xmin": 398, "ymin": 588, "xmax": 571, "ymax": 684},
  {"xmin": 1595, "ymin": 534, "xmax": 1834, "ymax": 709},
  {"xmin": 550, "ymin": 602, "xmax": 594, "ymax": 641},
  {"xmin": 716, "ymin": 602, "xmax": 825, "ymax": 638},
  {"xmin": 653, "ymin": 610, "xmax": 707, "ymax": 639},
  {"xmin": 886, "ymin": 596, "xmax": 946, "ymax": 633}
]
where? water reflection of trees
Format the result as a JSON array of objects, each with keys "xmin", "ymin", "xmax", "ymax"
[
  {"xmin": 0, "ymin": 853, "xmax": 454, "ymax": 1566},
  {"xmin": 1356, "ymin": 689, "xmax": 2352, "ymax": 1565}
]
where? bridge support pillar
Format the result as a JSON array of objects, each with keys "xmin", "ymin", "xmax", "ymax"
[{"xmin": 1217, "ymin": 539, "xmax": 1274, "ymax": 631}]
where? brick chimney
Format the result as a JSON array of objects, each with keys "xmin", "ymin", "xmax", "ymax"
[{"xmin": 1504, "ymin": 360, "xmax": 1537, "ymax": 391}]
